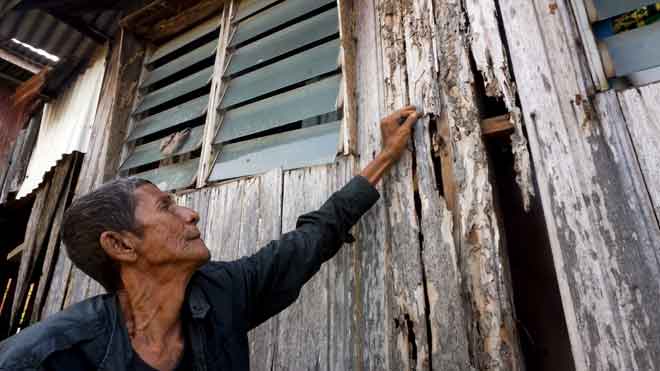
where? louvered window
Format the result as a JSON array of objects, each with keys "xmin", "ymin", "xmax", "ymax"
[
  {"xmin": 119, "ymin": 16, "xmax": 221, "ymax": 191},
  {"xmin": 207, "ymin": 0, "xmax": 343, "ymax": 182}
]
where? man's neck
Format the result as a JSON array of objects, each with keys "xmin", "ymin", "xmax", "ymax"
[{"xmin": 118, "ymin": 269, "xmax": 191, "ymax": 370}]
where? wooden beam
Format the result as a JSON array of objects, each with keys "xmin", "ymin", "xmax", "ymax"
[
  {"xmin": 0, "ymin": 47, "xmax": 42, "ymax": 74},
  {"xmin": 480, "ymin": 114, "xmax": 514, "ymax": 136},
  {"xmin": 197, "ymin": 0, "xmax": 236, "ymax": 188}
]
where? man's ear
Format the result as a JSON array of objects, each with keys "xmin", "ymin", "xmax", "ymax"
[{"xmin": 100, "ymin": 231, "xmax": 138, "ymax": 263}]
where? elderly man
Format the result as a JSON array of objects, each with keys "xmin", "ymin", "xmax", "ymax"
[{"xmin": 0, "ymin": 107, "xmax": 420, "ymax": 370}]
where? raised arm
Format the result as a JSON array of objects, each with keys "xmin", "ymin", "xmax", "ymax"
[{"xmin": 213, "ymin": 106, "xmax": 421, "ymax": 329}]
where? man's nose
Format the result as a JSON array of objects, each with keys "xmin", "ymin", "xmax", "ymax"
[{"xmin": 182, "ymin": 207, "xmax": 200, "ymax": 224}]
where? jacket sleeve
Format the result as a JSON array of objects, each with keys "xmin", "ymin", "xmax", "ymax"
[{"xmin": 232, "ymin": 175, "xmax": 379, "ymax": 329}]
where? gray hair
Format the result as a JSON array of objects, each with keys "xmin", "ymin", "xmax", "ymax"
[{"xmin": 61, "ymin": 178, "xmax": 152, "ymax": 292}]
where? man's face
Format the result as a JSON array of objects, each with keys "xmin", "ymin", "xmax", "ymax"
[{"xmin": 131, "ymin": 183, "xmax": 210, "ymax": 269}]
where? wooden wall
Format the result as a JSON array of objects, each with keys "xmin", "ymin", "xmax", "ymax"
[
  {"xmin": 30, "ymin": 0, "xmax": 660, "ymax": 370},
  {"xmin": 500, "ymin": 0, "xmax": 660, "ymax": 369}
]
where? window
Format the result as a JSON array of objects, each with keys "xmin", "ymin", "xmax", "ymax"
[
  {"xmin": 119, "ymin": 0, "xmax": 351, "ymax": 191},
  {"xmin": 575, "ymin": 1, "xmax": 660, "ymax": 89},
  {"xmin": 206, "ymin": 0, "xmax": 344, "ymax": 182},
  {"xmin": 119, "ymin": 15, "xmax": 222, "ymax": 191}
]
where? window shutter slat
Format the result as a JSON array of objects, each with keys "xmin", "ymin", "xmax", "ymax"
[
  {"xmin": 221, "ymin": 39, "xmax": 339, "ymax": 109},
  {"xmin": 589, "ymin": 0, "xmax": 658, "ymax": 21},
  {"xmin": 127, "ymin": 95, "xmax": 209, "ymax": 141},
  {"xmin": 147, "ymin": 15, "xmax": 221, "ymax": 65},
  {"xmin": 120, "ymin": 125, "xmax": 205, "ymax": 171},
  {"xmin": 601, "ymin": 22, "xmax": 660, "ymax": 77},
  {"xmin": 227, "ymin": 7, "xmax": 338, "ymax": 76},
  {"xmin": 231, "ymin": 0, "xmax": 335, "ymax": 47},
  {"xmin": 131, "ymin": 158, "xmax": 200, "ymax": 192},
  {"xmin": 142, "ymin": 39, "xmax": 218, "ymax": 88},
  {"xmin": 215, "ymin": 74, "xmax": 340, "ymax": 143},
  {"xmin": 134, "ymin": 66, "xmax": 213, "ymax": 114},
  {"xmin": 208, "ymin": 121, "xmax": 341, "ymax": 181}
]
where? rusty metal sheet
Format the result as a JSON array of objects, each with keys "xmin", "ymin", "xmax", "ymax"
[
  {"xmin": 127, "ymin": 95, "xmax": 209, "ymax": 141},
  {"xmin": 134, "ymin": 65, "xmax": 213, "ymax": 114},
  {"xmin": 221, "ymin": 38, "xmax": 339, "ymax": 109},
  {"xmin": 142, "ymin": 39, "xmax": 218, "ymax": 88},
  {"xmin": 120, "ymin": 125, "xmax": 204, "ymax": 171},
  {"xmin": 147, "ymin": 15, "xmax": 221, "ymax": 66},
  {"xmin": 215, "ymin": 74, "xmax": 340, "ymax": 143},
  {"xmin": 231, "ymin": 0, "xmax": 335, "ymax": 46},
  {"xmin": 227, "ymin": 7, "xmax": 338, "ymax": 76},
  {"xmin": 208, "ymin": 120, "xmax": 340, "ymax": 181},
  {"xmin": 131, "ymin": 157, "xmax": 199, "ymax": 192}
]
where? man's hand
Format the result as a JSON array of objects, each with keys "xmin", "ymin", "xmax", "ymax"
[
  {"xmin": 360, "ymin": 106, "xmax": 422, "ymax": 185},
  {"xmin": 380, "ymin": 105, "xmax": 421, "ymax": 160}
]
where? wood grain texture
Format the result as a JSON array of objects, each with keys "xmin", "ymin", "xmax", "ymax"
[
  {"xmin": 464, "ymin": 0, "xmax": 534, "ymax": 211},
  {"xmin": 431, "ymin": 0, "xmax": 524, "ymax": 369},
  {"xmin": 402, "ymin": 0, "xmax": 474, "ymax": 369},
  {"xmin": 30, "ymin": 153, "xmax": 82, "ymax": 323},
  {"xmin": 617, "ymin": 83, "xmax": 660, "ymax": 221},
  {"xmin": 376, "ymin": 1, "xmax": 432, "ymax": 369},
  {"xmin": 10, "ymin": 154, "xmax": 74, "ymax": 329},
  {"xmin": 500, "ymin": 0, "xmax": 660, "ymax": 369},
  {"xmin": 353, "ymin": 1, "xmax": 393, "ymax": 369}
]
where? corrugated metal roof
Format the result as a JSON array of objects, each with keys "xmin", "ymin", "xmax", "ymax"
[
  {"xmin": 0, "ymin": 1, "xmax": 121, "ymax": 93},
  {"xmin": 17, "ymin": 45, "xmax": 107, "ymax": 199}
]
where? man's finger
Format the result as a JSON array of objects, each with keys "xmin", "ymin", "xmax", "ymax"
[
  {"xmin": 401, "ymin": 112, "xmax": 421, "ymax": 130},
  {"xmin": 385, "ymin": 106, "xmax": 418, "ymax": 122}
]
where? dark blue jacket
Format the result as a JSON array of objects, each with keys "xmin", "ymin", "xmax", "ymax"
[{"xmin": 0, "ymin": 176, "xmax": 379, "ymax": 370}]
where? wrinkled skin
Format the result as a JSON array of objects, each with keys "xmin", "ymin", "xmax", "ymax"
[{"xmin": 131, "ymin": 184, "xmax": 210, "ymax": 271}]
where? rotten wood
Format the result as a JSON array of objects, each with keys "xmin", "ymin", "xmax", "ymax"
[
  {"xmin": 464, "ymin": 0, "xmax": 535, "ymax": 211},
  {"xmin": 499, "ymin": 0, "xmax": 660, "ymax": 368},
  {"xmin": 431, "ymin": 0, "xmax": 525, "ymax": 369},
  {"xmin": 403, "ymin": 1, "xmax": 475, "ymax": 370},
  {"xmin": 376, "ymin": 1, "xmax": 433, "ymax": 369}
]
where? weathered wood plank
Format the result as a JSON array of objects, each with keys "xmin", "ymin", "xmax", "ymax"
[
  {"xmin": 197, "ymin": 0, "xmax": 234, "ymax": 188},
  {"xmin": 30, "ymin": 153, "xmax": 81, "ymax": 323},
  {"xmin": 353, "ymin": 1, "xmax": 392, "ymax": 369},
  {"xmin": 11, "ymin": 154, "xmax": 73, "ymax": 328},
  {"xmin": 464, "ymin": 0, "xmax": 534, "ymax": 210},
  {"xmin": 500, "ymin": 0, "xmax": 660, "ymax": 369},
  {"xmin": 275, "ymin": 162, "xmax": 347, "ymax": 370},
  {"xmin": 403, "ymin": 1, "xmax": 475, "ymax": 369},
  {"xmin": 375, "ymin": 1, "xmax": 433, "ymax": 369},
  {"xmin": 617, "ymin": 83, "xmax": 660, "ymax": 220}
]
